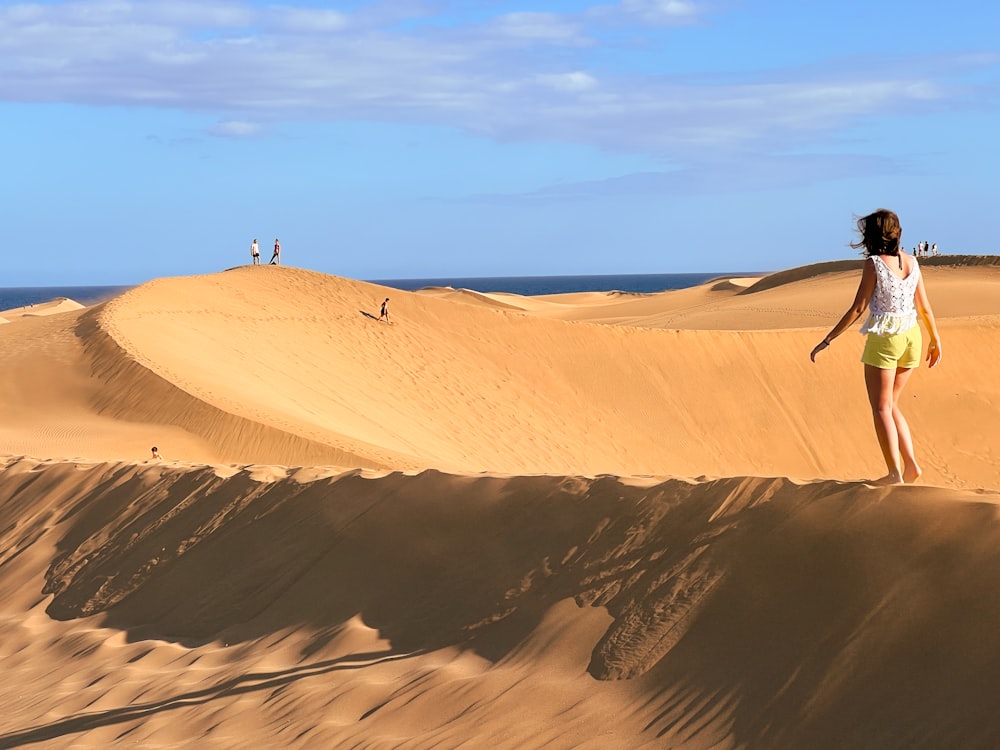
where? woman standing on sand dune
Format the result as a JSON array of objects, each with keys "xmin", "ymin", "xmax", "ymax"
[{"xmin": 810, "ymin": 209, "xmax": 942, "ymax": 485}]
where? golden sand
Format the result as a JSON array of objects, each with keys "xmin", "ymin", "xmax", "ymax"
[{"xmin": 1, "ymin": 257, "xmax": 999, "ymax": 748}]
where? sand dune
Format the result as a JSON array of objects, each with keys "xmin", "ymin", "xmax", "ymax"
[
  {"xmin": 3, "ymin": 262, "xmax": 995, "ymax": 484},
  {"xmin": 2, "ymin": 257, "xmax": 1000, "ymax": 747},
  {"xmin": 3, "ymin": 458, "xmax": 1000, "ymax": 748},
  {"xmin": 416, "ymin": 286, "xmax": 530, "ymax": 311}
]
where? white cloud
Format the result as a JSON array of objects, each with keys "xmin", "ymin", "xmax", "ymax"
[
  {"xmin": 206, "ymin": 119, "xmax": 264, "ymax": 137},
  {"xmin": 269, "ymin": 8, "xmax": 350, "ymax": 33},
  {"xmin": 489, "ymin": 12, "xmax": 586, "ymax": 43},
  {"xmin": 0, "ymin": 1, "xmax": 984, "ymax": 162},
  {"xmin": 619, "ymin": 0, "xmax": 700, "ymax": 25},
  {"xmin": 536, "ymin": 72, "xmax": 598, "ymax": 92},
  {"xmin": 32, "ymin": 0, "xmax": 253, "ymax": 28}
]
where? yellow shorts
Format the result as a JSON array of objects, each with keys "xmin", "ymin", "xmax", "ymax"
[{"xmin": 861, "ymin": 326, "xmax": 922, "ymax": 369}]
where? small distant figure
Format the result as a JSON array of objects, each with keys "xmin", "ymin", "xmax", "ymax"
[
  {"xmin": 931, "ymin": 242, "xmax": 938, "ymax": 256},
  {"xmin": 151, "ymin": 446, "xmax": 162, "ymax": 460},
  {"xmin": 250, "ymin": 238, "xmax": 260, "ymax": 265},
  {"xmin": 916, "ymin": 240, "xmax": 925, "ymax": 257},
  {"xmin": 379, "ymin": 297, "xmax": 390, "ymax": 323},
  {"xmin": 269, "ymin": 238, "xmax": 281, "ymax": 265}
]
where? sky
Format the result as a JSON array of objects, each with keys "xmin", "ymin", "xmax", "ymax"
[{"xmin": 2, "ymin": 0, "xmax": 999, "ymax": 285}]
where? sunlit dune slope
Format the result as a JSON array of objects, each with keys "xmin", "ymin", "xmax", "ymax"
[
  {"xmin": 414, "ymin": 286, "xmax": 528, "ymax": 310},
  {"xmin": 90, "ymin": 265, "xmax": 1000, "ymax": 485},
  {"xmin": 2, "ymin": 262, "xmax": 998, "ymax": 486},
  {"xmin": 3, "ymin": 457, "xmax": 1000, "ymax": 748}
]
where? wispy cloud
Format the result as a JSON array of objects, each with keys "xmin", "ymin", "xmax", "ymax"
[
  {"xmin": 206, "ymin": 119, "xmax": 265, "ymax": 137},
  {"xmin": 488, "ymin": 11, "xmax": 587, "ymax": 43},
  {"xmin": 618, "ymin": 0, "xmax": 701, "ymax": 25},
  {"xmin": 456, "ymin": 153, "xmax": 906, "ymax": 204},
  {"xmin": 0, "ymin": 0, "xmax": 990, "ymax": 163}
]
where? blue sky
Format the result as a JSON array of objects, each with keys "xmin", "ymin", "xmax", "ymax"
[{"xmin": 2, "ymin": 0, "xmax": 998, "ymax": 285}]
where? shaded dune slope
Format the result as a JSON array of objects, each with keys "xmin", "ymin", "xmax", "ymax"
[
  {"xmin": 4, "ymin": 457, "xmax": 1000, "ymax": 747},
  {"xmin": 75, "ymin": 305, "xmax": 396, "ymax": 470}
]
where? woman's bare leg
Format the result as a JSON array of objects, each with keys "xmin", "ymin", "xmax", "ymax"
[
  {"xmin": 864, "ymin": 364, "xmax": 903, "ymax": 483},
  {"xmin": 891, "ymin": 367, "xmax": 921, "ymax": 482}
]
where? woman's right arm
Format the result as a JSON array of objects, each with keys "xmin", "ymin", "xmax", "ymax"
[
  {"xmin": 810, "ymin": 259, "xmax": 876, "ymax": 362},
  {"xmin": 915, "ymin": 275, "xmax": 942, "ymax": 367}
]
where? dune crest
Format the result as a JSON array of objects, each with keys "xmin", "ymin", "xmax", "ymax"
[{"xmin": 739, "ymin": 253, "xmax": 1000, "ymax": 295}]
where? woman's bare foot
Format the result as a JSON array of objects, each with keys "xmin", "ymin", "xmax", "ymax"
[{"xmin": 903, "ymin": 462, "xmax": 922, "ymax": 484}]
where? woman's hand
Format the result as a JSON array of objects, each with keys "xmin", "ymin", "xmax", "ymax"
[
  {"xmin": 926, "ymin": 339, "xmax": 942, "ymax": 368},
  {"xmin": 810, "ymin": 340, "xmax": 830, "ymax": 362}
]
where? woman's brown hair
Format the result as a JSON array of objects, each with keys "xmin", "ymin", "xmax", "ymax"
[{"xmin": 850, "ymin": 208, "xmax": 901, "ymax": 257}]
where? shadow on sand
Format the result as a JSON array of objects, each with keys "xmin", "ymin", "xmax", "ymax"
[{"xmin": 11, "ymin": 463, "xmax": 1000, "ymax": 748}]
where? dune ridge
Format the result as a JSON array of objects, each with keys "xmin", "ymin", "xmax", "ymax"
[{"xmin": 739, "ymin": 253, "xmax": 1000, "ymax": 295}]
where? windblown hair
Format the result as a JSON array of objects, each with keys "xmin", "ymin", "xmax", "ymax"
[{"xmin": 851, "ymin": 209, "xmax": 902, "ymax": 257}]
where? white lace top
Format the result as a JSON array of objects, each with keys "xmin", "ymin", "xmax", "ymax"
[{"xmin": 861, "ymin": 254, "xmax": 920, "ymax": 335}]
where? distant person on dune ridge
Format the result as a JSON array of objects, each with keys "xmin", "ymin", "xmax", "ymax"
[
  {"xmin": 379, "ymin": 297, "xmax": 390, "ymax": 323},
  {"xmin": 269, "ymin": 238, "xmax": 281, "ymax": 265},
  {"xmin": 151, "ymin": 446, "xmax": 162, "ymax": 460},
  {"xmin": 250, "ymin": 238, "xmax": 260, "ymax": 265},
  {"xmin": 810, "ymin": 208, "xmax": 942, "ymax": 485}
]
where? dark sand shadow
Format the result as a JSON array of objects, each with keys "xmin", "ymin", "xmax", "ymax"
[{"xmin": 31, "ymin": 466, "xmax": 1000, "ymax": 748}]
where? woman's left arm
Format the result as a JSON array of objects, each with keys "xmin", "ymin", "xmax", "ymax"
[{"xmin": 915, "ymin": 275, "xmax": 942, "ymax": 367}]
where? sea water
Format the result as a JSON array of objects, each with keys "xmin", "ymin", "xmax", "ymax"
[{"xmin": 0, "ymin": 273, "xmax": 757, "ymax": 311}]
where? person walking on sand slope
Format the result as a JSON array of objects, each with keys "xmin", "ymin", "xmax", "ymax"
[
  {"xmin": 379, "ymin": 297, "xmax": 390, "ymax": 323},
  {"xmin": 810, "ymin": 209, "xmax": 942, "ymax": 485}
]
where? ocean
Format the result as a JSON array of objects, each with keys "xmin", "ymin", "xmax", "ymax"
[
  {"xmin": 0, "ymin": 273, "xmax": 754, "ymax": 312},
  {"xmin": 0, "ymin": 285, "xmax": 133, "ymax": 312}
]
